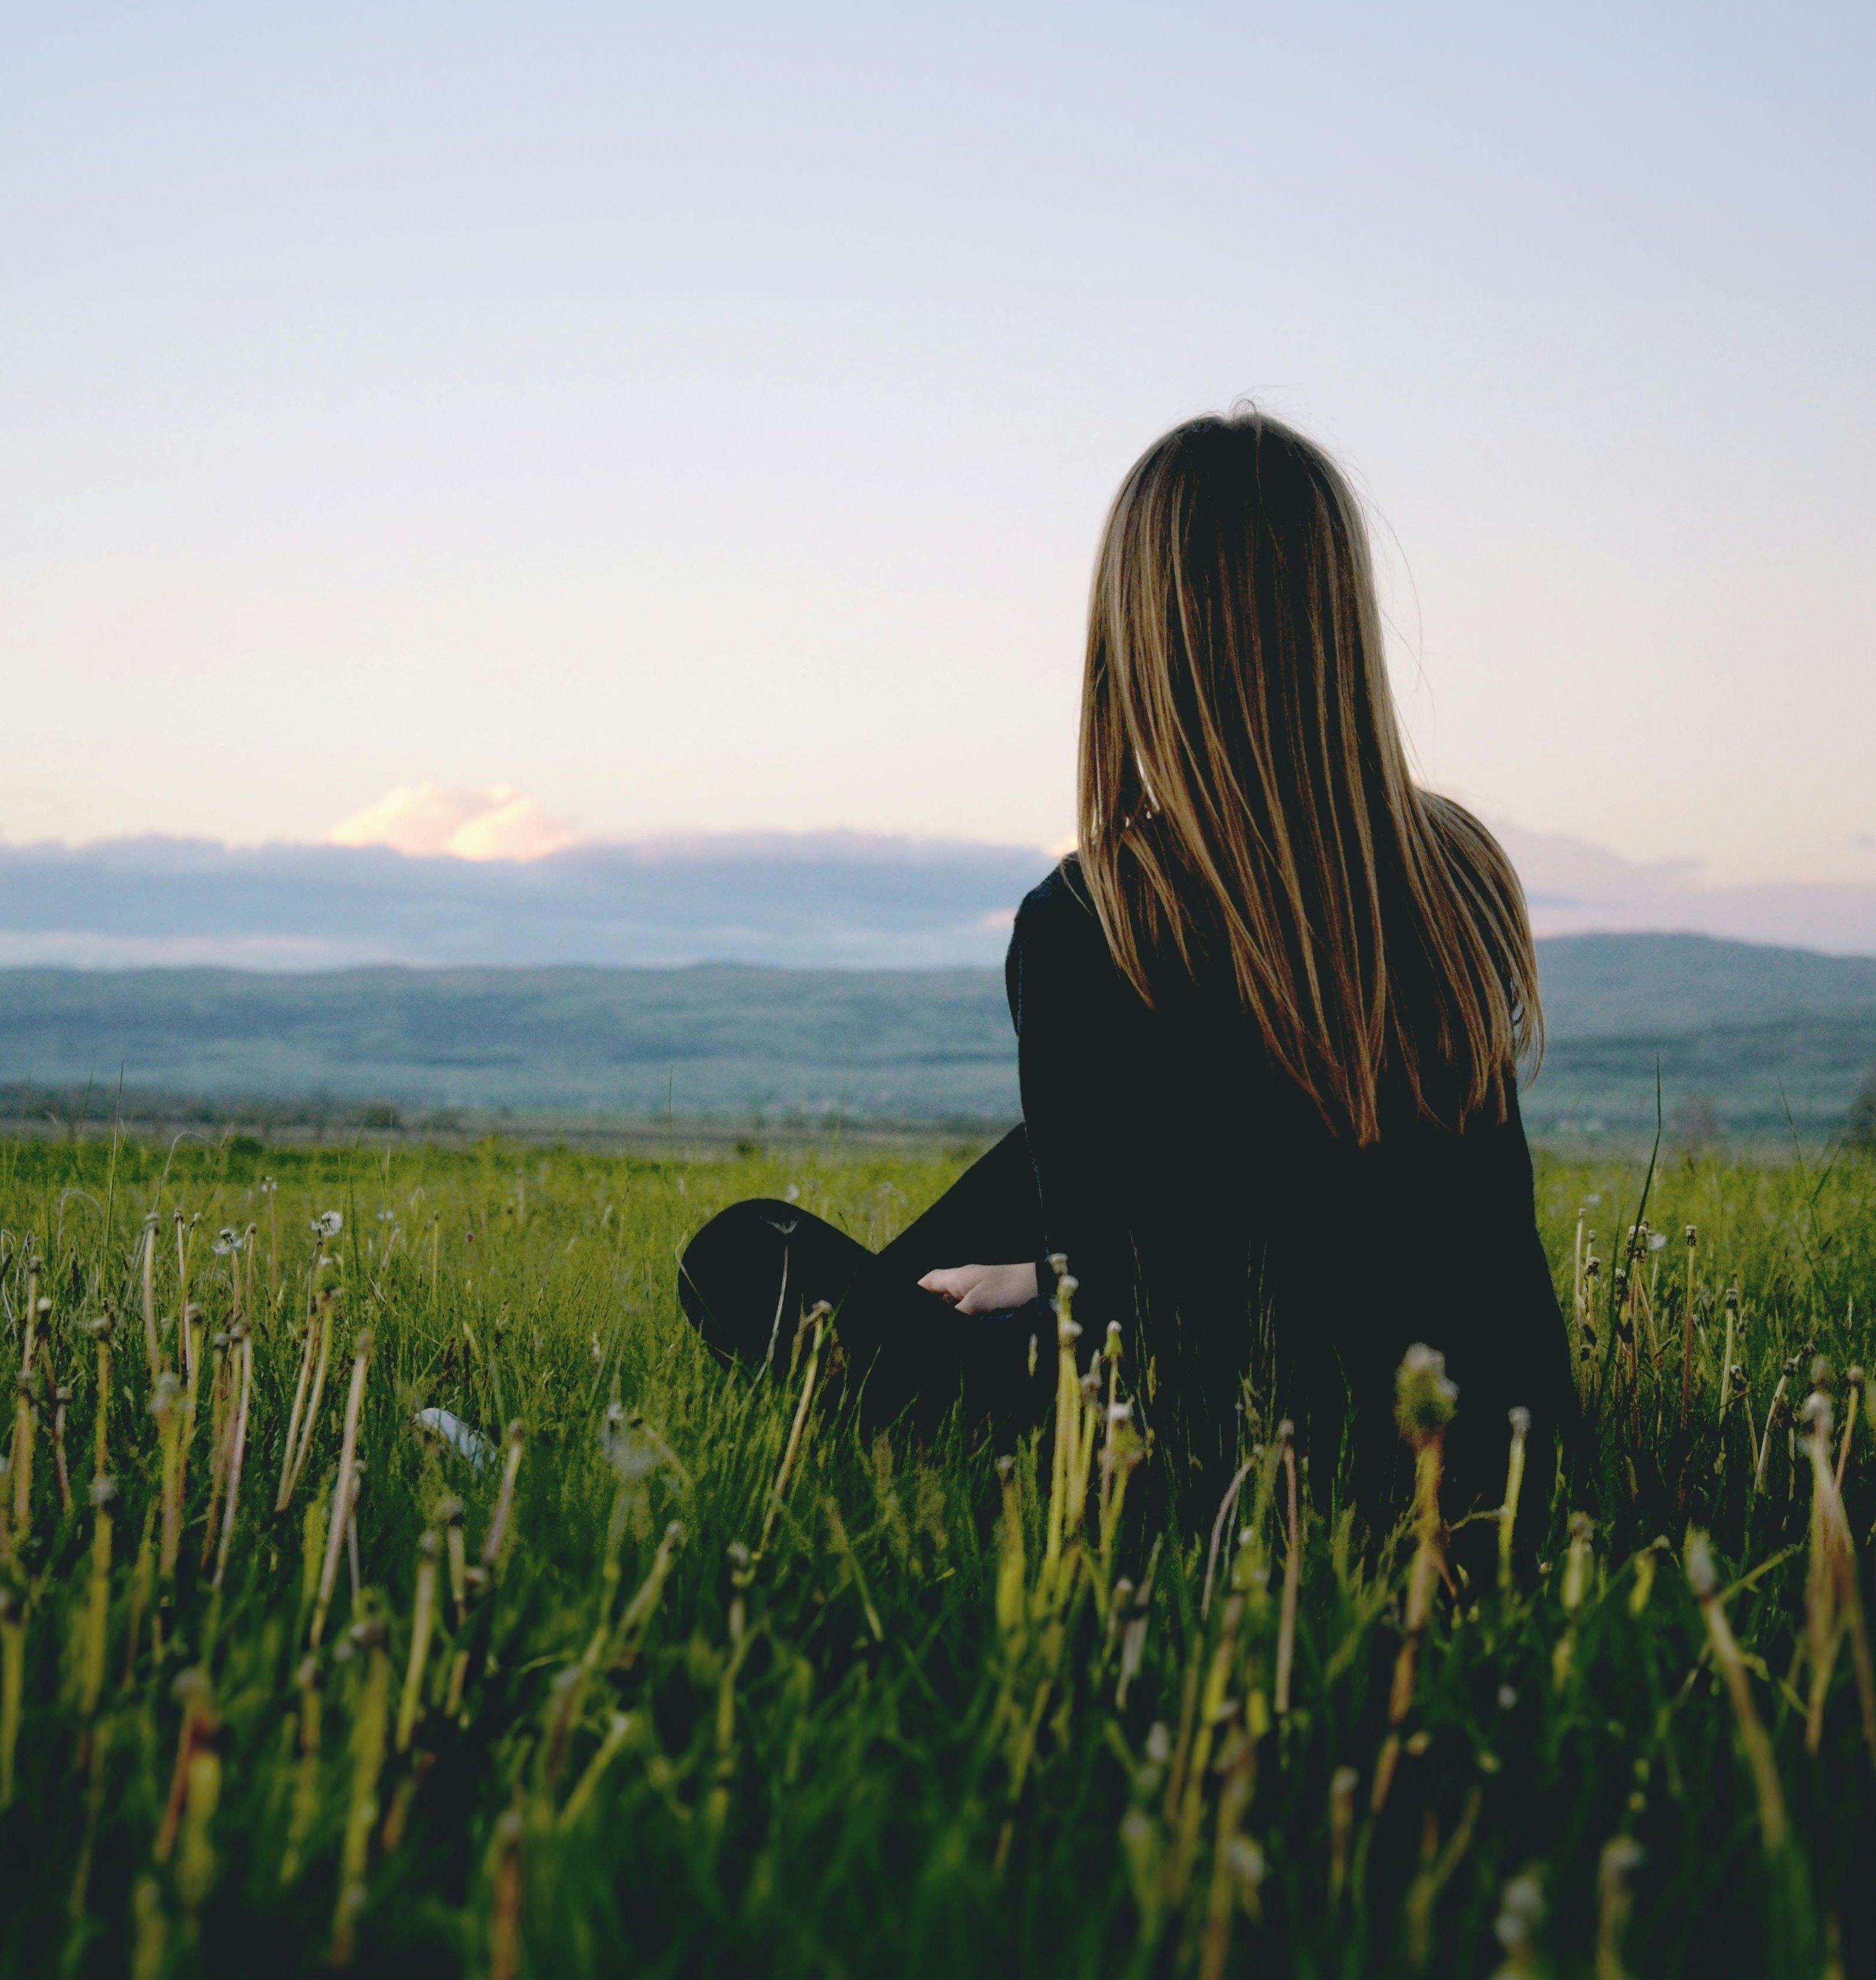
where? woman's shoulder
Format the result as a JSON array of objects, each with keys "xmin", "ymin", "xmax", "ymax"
[
  {"xmin": 1013, "ymin": 855, "xmax": 1107, "ymax": 954},
  {"xmin": 1005, "ymin": 855, "xmax": 1127, "ymax": 1030}
]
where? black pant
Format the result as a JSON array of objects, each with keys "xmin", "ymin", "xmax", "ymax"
[{"xmin": 678, "ymin": 1126, "xmax": 1052, "ymax": 1430}]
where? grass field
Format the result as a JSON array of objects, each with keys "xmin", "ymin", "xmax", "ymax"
[{"xmin": 1, "ymin": 1131, "xmax": 1874, "ymax": 1977}]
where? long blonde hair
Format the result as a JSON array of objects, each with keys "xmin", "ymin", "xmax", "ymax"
[{"xmin": 1077, "ymin": 410, "xmax": 1540, "ymax": 1143}]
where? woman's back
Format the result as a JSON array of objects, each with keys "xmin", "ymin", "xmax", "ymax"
[{"xmin": 1009, "ymin": 855, "xmax": 1572, "ymax": 1506}]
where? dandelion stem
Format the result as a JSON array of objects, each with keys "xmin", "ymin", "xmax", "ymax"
[
  {"xmin": 480, "ymin": 1421, "xmax": 524, "ymax": 1575},
  {"xmin": 141, "ymin": 1214, "xmax": 161, "ymax": 1382},
  {"xmin": 1680, "ymin": 1224, "xmax": 1698, "ymax": 1435},
  {"xmin": 311, "ymin": 1331, "xmax": 374, "ymax": 1648},
  {"xmin": 1275, "ymin": 1422, "xmax": 1301, "ymax": 1716},
  {"xmin": 212, "ymin": 1326, "xmax": 253, "ymax": 1589},
  {"xmin": 1500, "ymin": 1407, "xmax": 1530, "ymax": 1594},
  {"xmin": 558, "ymin": 1712, "xmax": 632, "ymax": 1829},
  {"xmin": 276, "ymin": 1308, "xmax": 320, "ymax": 1513},
  {"xmin": 0, "ymin": 1589, "xmax": 23, "ymax": 1809},
  {"xmin": 759, "ymin": 1305, "xmax": 828, "ymax": 1558},
  {"xmin": 331, "ymin": 1618, "xmax": 390, "ymax": 1967},
  {"xmin": 396, "ymin": 1533, "xmax": 439, "ymax": 1754},
  {"xmin": 1686, "ymin": 1532, "xmax": 1786, "ymax": 1853}
]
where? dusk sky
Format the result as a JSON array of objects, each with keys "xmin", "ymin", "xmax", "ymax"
[{"xmin": 5, "ymin": 5, "xmax": 1872, "ymax": 901}]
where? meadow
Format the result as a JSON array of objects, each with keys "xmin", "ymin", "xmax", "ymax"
[{"xmin": 1, "ymin": 1129, "xmax": 1874, "ymax": 1978}]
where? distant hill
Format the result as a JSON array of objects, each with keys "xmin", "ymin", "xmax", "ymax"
[
  {"xmin": 0, "ymin": 964, "xmax": 1018, "ymax": 1122},
  {"xmin": 1522, "ymin": 935, "xmax": 1876, "ymax": 1138},
  {"xmin": 1532, "ymin": 934, "xmax": 1876, "ymax": 1038},
  {"xmin": 0, "ymin": 932, "xmax": 1871, "ymax": 1139}
]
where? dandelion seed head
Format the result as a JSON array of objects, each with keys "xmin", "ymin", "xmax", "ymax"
[
  {"xmin": 1224, "ymin": 1835, "xmax": 1265, "ymax": 1891},
  {"xmin": 1495, "ymin": 1871, "xmax": 1544, "ymax": 1952},
  {"xmin": 1601, "ymin": 1835, "xmax": 1644, "ymax": 1879},
  {"xmin": 1395, "ymin": 1343, "xmax": 1458, "ymax": 1436},
  {"xmin": 1684, "ymin": 1532, "xmax": 1718, "ymax": 1597},
  {"xmin": 602, "ymin": 1415, "xmax": 664, "ymax": 1482}
]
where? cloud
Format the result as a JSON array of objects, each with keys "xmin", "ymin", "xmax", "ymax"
[
  {"xmin": 329, "ymin": 785, "xmax": 579, "ymax": 862},
  {"xmin": 1495, "ymin": 821, "xmax": 1876, "ymax": 955},
  {"xmin": 2, "ymin": 816, "xmax": 1875, "ymax": 971},
  {"xmin": 0, "ymin": 831, "xmax": 1049, "ymax": 970},
  {"xmin": 0, "ymin": 930, "xmax": 381, "ymax": 970}
]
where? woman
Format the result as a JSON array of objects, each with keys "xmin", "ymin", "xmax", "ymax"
[{"xmin": 680, "ymin": 410, "xmax": 1573, "ymax": 1513}]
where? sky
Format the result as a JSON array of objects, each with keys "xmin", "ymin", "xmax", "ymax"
[{"xmin": 4, "ymin": 3, "xmax": 1873, "ymax": 915}]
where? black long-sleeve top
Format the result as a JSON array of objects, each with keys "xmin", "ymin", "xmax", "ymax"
[{"xmin": 1004, "ymin": 857, "xmax": 1574, "ymax": 1505}]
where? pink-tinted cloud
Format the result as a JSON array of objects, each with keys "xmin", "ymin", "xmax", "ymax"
[
  {"xmin": 328, "ymin": 786, "xmax": 579, "ymax": 863},
  {"xmin": 1496, "ymin": 821, "xmax": 1876, "ymax": 956}
]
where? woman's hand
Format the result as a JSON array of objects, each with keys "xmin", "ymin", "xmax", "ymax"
[{"xmin": 918, "ymin": 1261, "xmax": 1039, "ymax": 1315}]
